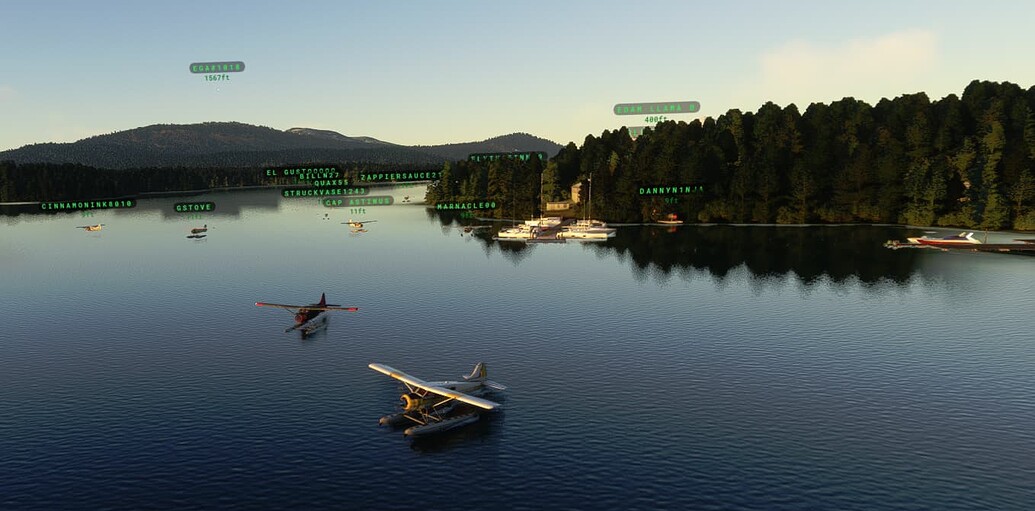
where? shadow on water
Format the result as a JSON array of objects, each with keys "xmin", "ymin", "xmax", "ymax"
[{"xmin": 408, "ymin": 411, "xmax": 505, "ymax": 454}]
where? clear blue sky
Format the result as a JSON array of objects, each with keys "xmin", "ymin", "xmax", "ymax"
[{"xmin": 2, "ymin": 0, "xmax": 1034, "ymax": 150}]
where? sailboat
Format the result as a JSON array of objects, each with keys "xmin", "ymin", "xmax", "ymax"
[
  {"xmin": 524, "ymin": 171, "xmax": 562, "ymax": 229},
  {"xmin": 558, "ymin": 174, "xmax": 616, "ymax": 239},
  {"xmin": 497, "ymin": 171, "xmax": 558, "ymax": 240},
  {"xmin": 495, "ymin": 177, "xmax": 537, "ymax": 240}
]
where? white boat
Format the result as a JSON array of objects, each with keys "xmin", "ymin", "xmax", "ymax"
[
  {"xmin": 563, "ymin": 174, "xmax": 615, "ymax": 239},
  {"xmin": 557, "ymin": 224, "xmax": 616, "ymax": 239},
  {"xmin": 496, "ymin": 224, "xmax": 537, "ymax": 239},
  {"xmin": 573, "ymin": 218, "xmax": 608, "ymax": 228},
  {"xmin": 523, "ymin": 216, "xmax": 563, "ymax": 228}
]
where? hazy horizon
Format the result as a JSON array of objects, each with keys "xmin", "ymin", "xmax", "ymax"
[{"xmin": 3, "ymin": 0, "xmax": 1035, "ymax": 151}]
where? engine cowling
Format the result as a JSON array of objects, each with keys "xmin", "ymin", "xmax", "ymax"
[{"xmin": 401, "ymin": 393, "xmax": 437, "ymax": 411}]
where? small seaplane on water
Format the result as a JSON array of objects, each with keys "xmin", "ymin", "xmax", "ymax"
[
  {"xmin": 255, "ymin": 293, "xmax": 359, "ymax": 337},
  {"xmin": 344, "ymin": 219, "xmax": 377, "ymax": 229},
  {"xmin": 369, "ymin": 362, "xmax": 506, "ymax": 437},
  {"xmin": 76, "ymin": 224, "xmax": 105, "ymax": 231}
]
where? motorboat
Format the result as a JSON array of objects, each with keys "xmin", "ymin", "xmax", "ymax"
[
  {"xmin": 496, "ymin": 224, "xmax": 537, "ymax": 239},
  {"xmin": 573, "ymin": 218, "xmax": 608, "ymax": 228},
  {"xmin": 523, "ymin": 216, "xmax": 563, "ymax": 228},
  {"xmin": 557, "ymin": 224, "xmax": 616, "ymax": 239},
  {"xmin": 906, "ymin": 232, "xmax": 981, "ymax": 246}
]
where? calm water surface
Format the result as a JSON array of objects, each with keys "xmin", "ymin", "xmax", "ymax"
[{"xmin": 2, "ymin": 187, "xmax": 1034, "ymax": 510}]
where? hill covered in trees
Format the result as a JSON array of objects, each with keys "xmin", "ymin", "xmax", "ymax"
[
  {"xmin": 413, "ymin": 133, "xmax": 563, "ymax": 161},
  {"xmin": 0, "ymin": 123, "xmax": 564, "ymax": 169},
  {"xmin": 427, "ymin": 80, "xmax": 1035, "ymax": 230},
  {"xmin": 0, "ymin": 122, "xmax": 445, "ymax": 168}
]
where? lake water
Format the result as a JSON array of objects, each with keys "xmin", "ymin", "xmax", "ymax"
[{"xmin": 2, "ymin": 185, "xmax": 1034, "ymax": 510}]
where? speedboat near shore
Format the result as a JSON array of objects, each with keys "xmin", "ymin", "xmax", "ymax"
[
  {"xmin": 906, "ymin": 231, "xmax": 981, "ymax": 246},
  {"xmin": 886, "ymin": 231, "xmax": 985, "ymax": 250}
]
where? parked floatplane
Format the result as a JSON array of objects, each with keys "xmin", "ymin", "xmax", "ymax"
[
  {"xmin": 255, "ymin": 293, "xmax": 359, "ymax": 338},
  {"xmin": 369, "ymin": 362, "xmax": 505, "ymax": 437}
]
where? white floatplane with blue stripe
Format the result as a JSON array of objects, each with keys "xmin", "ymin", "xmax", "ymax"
[{"xmin": 369, "ymin": 362, "xmax": 506, "ymax": 437}]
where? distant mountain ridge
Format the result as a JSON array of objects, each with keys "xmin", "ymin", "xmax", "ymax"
[
  {"xmin": 0, "ymin": 122, "xmax": 563, "ymax": 169},
  {"xmin": 413, "ymin": 133, "xmax": 564, "ymax": 161}
]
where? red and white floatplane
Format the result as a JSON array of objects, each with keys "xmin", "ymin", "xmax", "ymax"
[{"xmin": 255, "ymin": 293, "xmax": 359, "ymax": 337}]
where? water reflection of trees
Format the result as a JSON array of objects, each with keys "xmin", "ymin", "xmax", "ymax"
[
  {"xmin": 431, "ymin": 209, "xmax": 930, "ymax": 287},
  {"xmin": 426, "ymin": 209, "xmax": 536, "ymax": 266},
  {"xmin": 597, "ymin": 225, "xmax": 924, "ymax": 287}
]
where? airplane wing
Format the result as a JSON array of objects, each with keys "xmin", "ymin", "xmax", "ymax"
[
  {"xmin": 368, "ymin": 363, "xmax": 500, "ymax": 410},
  {"xmin": 255, "ymin": 302, "xmax": 302, "ymax": 309}
]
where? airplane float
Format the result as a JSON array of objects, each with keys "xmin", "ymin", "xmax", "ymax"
[
  {"xmin": 369, "ymin": 362, "xmax": 506, "ymax": 437},
  {"xmin": 255, "ymin": 293, "xmax": 359, "ymax": 337}
]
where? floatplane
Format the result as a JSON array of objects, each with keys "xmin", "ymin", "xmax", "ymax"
[
  {"xmin": 344, "ymin": 219, "xmax": 377, "ymax": 229},
  {"xmin": 369, "ymin": 362, "xmax": 506, "ymax": 437},
  {"xmin": 255, "ymin": 293, "xmax": 359, "ymax": 337},
  {"xmin": 76, "ymin": 224, "xmax": 105, "ymax": 231}
]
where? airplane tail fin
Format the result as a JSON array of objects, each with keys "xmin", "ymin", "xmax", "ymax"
[
  {"xmin": 463, "ymin": 362, "xmax": 488, "ymax": 381},
  {"xmin": 318, "ymin": 293, "xmax": 327, "ymax": 307},
  {"xmin": 464, "ymin": 362, "xmax": 507, "ymax": 390}
]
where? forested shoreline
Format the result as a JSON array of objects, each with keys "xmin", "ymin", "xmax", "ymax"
[
  {"xmin": 426, "ymin": 80, "xmax": 1035, "ymax": 230},
  {"xmin": 0, "ymin": 161, "xmax": 439, "ymax": 204},
  {"xmin": 4, "ymin": 80, "xmax": 1035, "ymax": 230}
]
